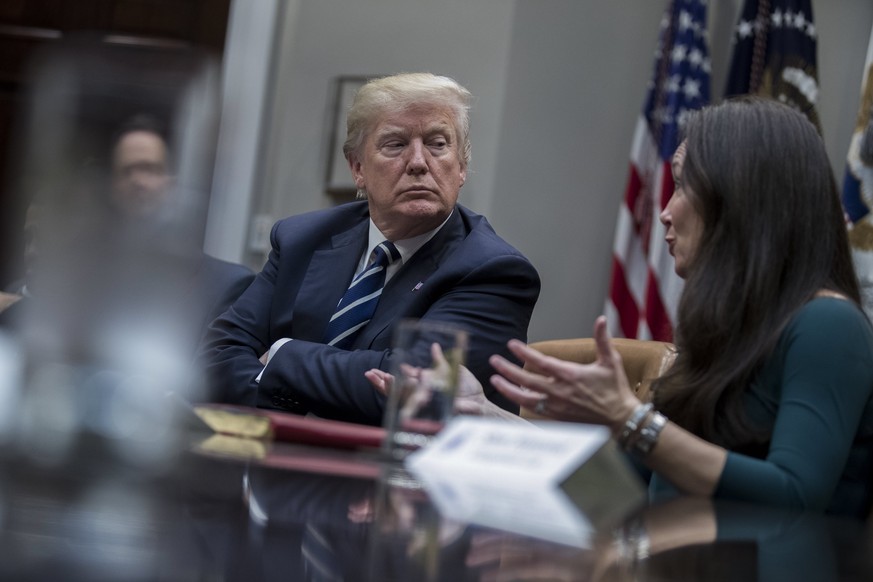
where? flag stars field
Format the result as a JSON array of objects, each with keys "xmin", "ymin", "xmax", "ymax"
[
  {"xmin": 737, "ymin": 20, "xmax": 754, "ymax": 39},
  {"xmin": 683, "ymin": 79, "xmax": 701, "ymax": 100},
  {"xmin": 679, "ymin": 10, "xmax": 694, "ymax": 32}
]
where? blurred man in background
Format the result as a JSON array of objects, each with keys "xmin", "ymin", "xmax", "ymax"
[
  {"xmin": 110, "ymin": 116, "xmax": 174, "ymax": 220},
  {"xmin": 0, "ymin": 115, "xmax": 254, "ymax": 343},
  {"xmin": 107, "ymin": 114, "xmax": 255, "ymax": 339}
]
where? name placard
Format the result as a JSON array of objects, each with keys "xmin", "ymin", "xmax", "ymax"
[
  {"xmin": 406, "ymin": 417, "xmax": 644, "ymax": 547},
  {"xmin": 408, "ymin": 416, "xmax": 610, "ymax": 485}
]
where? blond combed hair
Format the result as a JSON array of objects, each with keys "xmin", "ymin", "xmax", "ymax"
[{"xmin": 342, "ymin": 72, "xmax": 472, "ymax": 170}]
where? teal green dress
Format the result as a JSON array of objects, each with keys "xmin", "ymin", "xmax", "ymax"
[{"xmin": 653, "ymin": 298, "xmax": 873, "ymax": 518}]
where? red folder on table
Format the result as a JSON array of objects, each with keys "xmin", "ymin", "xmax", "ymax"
[{"xmin": 192, "ymin": 403, "xmax": 386, "ymax": 450}]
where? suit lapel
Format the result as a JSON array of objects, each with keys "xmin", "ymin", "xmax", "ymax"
[{"xmin": 293, "ymin": 220, "xmax": 368, "ymax": 342}]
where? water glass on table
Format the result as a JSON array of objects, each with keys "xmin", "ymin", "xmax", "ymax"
[{"xmin": 382, "ymin": 319, "xmax": 468, "ymax": 458}]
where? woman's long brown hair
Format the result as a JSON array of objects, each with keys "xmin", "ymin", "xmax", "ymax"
[{"xmin": 653, "ymin": 98, "xmax": 861, "ymax": 448}]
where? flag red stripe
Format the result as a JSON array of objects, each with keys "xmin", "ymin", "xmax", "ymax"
[
  {"xmin": 625, "ymin": 163, "xmax": 643, "ymax": 215},
  {"xmin": 610, "ymin": 257, "xmax": 639, "ymax": 339},
  {"xmin": 645, "ymin": 268, "xmax": 673, "ymax": 342},
  {"xmin": 607, "ymin": 1, "xmax": 707, "ymax": 341}
]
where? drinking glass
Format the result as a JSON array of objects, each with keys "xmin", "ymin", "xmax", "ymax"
[{"xmin": 382, "ymin": 319, "xmax": 468, "ymax": 458}]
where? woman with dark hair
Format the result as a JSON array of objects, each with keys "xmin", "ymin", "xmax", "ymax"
[{"xmin": 487, "ymin": 98, "xmax": 873, "ymax": 518}]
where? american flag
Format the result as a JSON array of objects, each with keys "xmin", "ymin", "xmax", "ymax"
[
  {"xmin": 724, "ymin": 0, "xmax": 820, "ymax": 130},
  {"xmin": 842, "ymin": 24, "xmax": 873, "ymax": 320},
  {"xmin": 606, "ymin": 0, "xmax": 710, "ymax": 341}
]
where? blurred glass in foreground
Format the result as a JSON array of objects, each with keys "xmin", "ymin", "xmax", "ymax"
[
  {"xmin": 0, "ymin": 32, "xmax": 221, "ymax": 580},
  {"xmin": 381, "ymin": 319, "xmax": 468, "ymax": 458}
]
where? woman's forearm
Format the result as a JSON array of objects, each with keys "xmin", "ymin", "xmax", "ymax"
[{"xmin": 639, "ymin": 421, "xmax": 727, "ymax": 496}]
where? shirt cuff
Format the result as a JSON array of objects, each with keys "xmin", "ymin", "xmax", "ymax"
[{"xmin": 255, "ymin": 338, "xmax": 293, "ymax": 383}]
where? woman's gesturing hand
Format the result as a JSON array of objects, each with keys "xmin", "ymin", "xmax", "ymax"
[{"xmin": 488, "ymin": 316, "xmax": 641, "ymax": 434}]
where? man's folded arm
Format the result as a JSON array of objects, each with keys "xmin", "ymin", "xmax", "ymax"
[{"xmin": 256, "ymin": 252, "xmax": 540, "ymax": 423}]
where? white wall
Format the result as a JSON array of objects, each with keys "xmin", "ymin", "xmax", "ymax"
[
  {"xmin": 219, "ymin": 0, "xmax": 873, "ymax": 342},
  {"xmin": 489, "ymin": 0, "xmax": 669, "ymax": 341}
]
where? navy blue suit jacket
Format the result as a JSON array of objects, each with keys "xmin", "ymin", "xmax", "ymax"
[
  {"xmin": 194, "ymin": 254, "xmax": 256, "ymax": 337},
  {"xmin": 201, "ymin": 202, "xmax": 540, "ymax": 425}
]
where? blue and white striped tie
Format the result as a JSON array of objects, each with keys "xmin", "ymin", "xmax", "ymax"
[{"xmin": 323, "ymin": 241, "xmax": 401, "ymax": 349}]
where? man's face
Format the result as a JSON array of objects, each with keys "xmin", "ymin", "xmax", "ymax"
[
  {"xmin": 349, "ymin": 105, "xmax": 466, "ymax": 240},
  {"xmin": 111, "ymin": 130, "xmax": 172, "ymax": 218}
]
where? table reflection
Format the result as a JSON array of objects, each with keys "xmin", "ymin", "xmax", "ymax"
[
  {"xmin": 179, "ymin": 453, "xmax": 479, "ymax": 582},
  {"xmin": 0, "ymin": 432, "xmax": 871, "ymax": 581},
  {"xmin": 633, "ymin": 497, "xmax": 872, "ymax": 582}
]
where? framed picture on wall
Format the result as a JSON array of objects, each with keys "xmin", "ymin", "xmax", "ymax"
[{"xmin": 324, "ymin": 76, "xmax": 369, "ymax": 203}]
